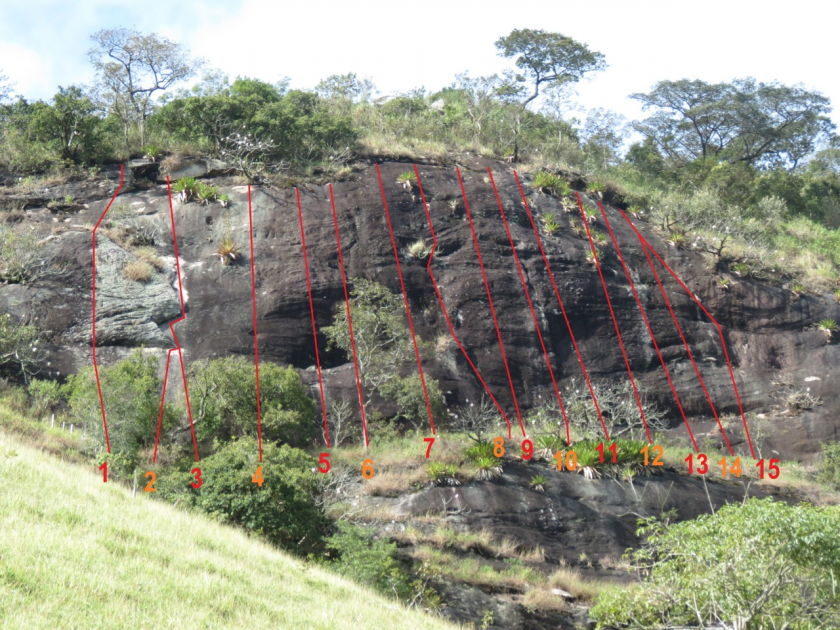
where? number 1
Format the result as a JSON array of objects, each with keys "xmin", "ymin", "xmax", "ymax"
[{"xmin": 99, "ymin": 461, "xmax": 107, "ymax": 483}]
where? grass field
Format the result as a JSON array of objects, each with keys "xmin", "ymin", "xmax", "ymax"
[{"xmin": 0, "ymin": 432, "xmax": 461, "ymax": 630}]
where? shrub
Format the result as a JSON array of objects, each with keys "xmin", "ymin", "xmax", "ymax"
[
  {"xmin": 591, "ymin": 498, "xmax": 840, "ymax": 629},
  {"xmin": 187, "ymin": 438, "xmax": 326, "ymax": 554},
  {"xmin": 188, "ymin": 356, "xmax": 317, "ymax": 447},
  {"xmin": 817, "ymin": 442, "xmax": 840, "ymax": 490},
  {"xmin": 123, "ymin": 260, "xmax": 153, "ymax": 283},
  {"xmin": 27, "ymin": 378, "xmax": 63, "ymax": 416},
  {"xmin": 0, "ymin": 224, "xmax": 54, "ymax": 284},
  {"xmin": 325, "ymin": 521, "xmax": 411, "ymax": 599},
  {"xmin": 66, "ymin": 350, "xmax": 179, "ymax": 474}
]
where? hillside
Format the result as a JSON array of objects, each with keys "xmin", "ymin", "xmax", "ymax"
[{"xmin": 0, "ymin": 431, "xmax": 460, "ymax": 630}]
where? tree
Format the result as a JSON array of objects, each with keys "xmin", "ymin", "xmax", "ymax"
[
  {"xmin": 188, "ymin": 356, "xmax": 317, "ymax": 448},
  {"xmin": 323, "ymin": 279, "xmax": 430, "ymax": 426},
  {"xmin": 0, "ymin": 71, "xmax": 12, "ymax": 102},
  {"xmin": 316, "ymin": 73, "xmax": 375, "ymax": 103},
  {"xmin": 66, "ymin": 351, "xmax": 180, "ymax": 475},
  {"xmin": 88, "ymin": 27, "xmax": 203, "ymax": 147},
  {"xmin": 591, "ymin": 498, "xmax": 840, "ymax": 629},
  {"xmin": 632, "ymin": 78, "xmax": 835, "ymax": 170},
  {"xmin": 0, "ymin": 313, "xmax": 42, "ymax": 381},
  {"xmin": 186, "ymin": 438, "xmax": 326, "ymax": 554},
  {"xmin": 495, "ymin": 28, "xmax": 606, "ymax": 161},
  {"xmin": 28, "ymin": 86, "xmax": 102, "ymax": 162},
  {"xmin": 581, "ymin": 108, "xmax": 628, "ymax": 171}
]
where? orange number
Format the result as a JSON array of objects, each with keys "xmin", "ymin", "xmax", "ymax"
[
  {"xmin": 641, "ymin": 445, "xmax": 664, "ymax": 466},
  {"xmin": 252, "ymin": 466, "xmax": 264, "ymax": 487},
  {"xmin": 493, "ymin": 437, "xmax": 505, "ymax": 458},
  {"xmin": 144, "ymin": 471, "xmax": 157, "ymax": 493},
  {"xmin": 362, "ymin": 458, "xmax": 374, "ymax": 479}
]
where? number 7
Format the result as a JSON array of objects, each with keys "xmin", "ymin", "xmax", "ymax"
[{"xmin": 424, "ymin": 436, "xmax": 435, "ymax": 458}]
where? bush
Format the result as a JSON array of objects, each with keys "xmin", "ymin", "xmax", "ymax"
[
  {"xmin": 188, "ymin": 356, "xmax": 317, "ymax": 447},
  {"xmin": 187, "ymin": 438, "xmax": 326, "ymax": 554},
  {"xmin": 817, "ymin": 442, "xmax": 840, "ymax": 490},
  {"xmin": 533, "ymin": 171, "xmax": 569, "ymax": 197},
  {"xmin": 325, "ymin": 521, "xmax": 411, "ymax": 599},
  {"xmin": 591, "ymin": 498, "xmax": 840, "ymax": 629},
  {"xmin": 66, "ymin": 350, "xmax": 179, "ymax": 476},
  {"xmin": 0, "ymin": 313, "xmax": 42, "ymax": 380}
]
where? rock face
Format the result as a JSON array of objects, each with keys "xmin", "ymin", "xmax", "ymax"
[{"xmin": 4, "ymin": 157, "xmax": 840, "ymax": 459}]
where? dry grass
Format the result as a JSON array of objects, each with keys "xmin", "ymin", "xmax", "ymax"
[
  {"xmin": 523, "ymin": 568, "xmax": 610, "ymax": 609},
  {"xmin": 123, "ymin": 260, "xmax": 154, "ymax": 283},
  {"xmin": 357, "ymin": 134, "xmax": 449, "ymax": 163},
  {"xmin": 133, "ymin": 246, "xmax": 165, "ymax": 271},
  {"xmin": 395, "ymin": 523, "xmax": 543, "ymax": 562}
]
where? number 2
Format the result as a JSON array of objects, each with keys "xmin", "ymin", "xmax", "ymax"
[
  {"xmin": 424, "ymin": 437, "xmax": 435, "ymax": 458},
  {"xmin": 144, "ymin": 471, "xmax": 157, "ymax": 493}
]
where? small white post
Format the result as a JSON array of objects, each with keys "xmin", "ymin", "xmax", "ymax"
[
  {"xmin": 50, "ymin": 414, "xmax": 55, "ymax": 428},
  {"xmin": 69, "ymin": 424, "xmax": 74, "ymax": 434}
]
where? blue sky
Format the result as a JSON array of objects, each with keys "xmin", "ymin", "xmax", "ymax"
[{"xmin": 2, "ymin": 0, "xmax": 838, "ymax": 129}]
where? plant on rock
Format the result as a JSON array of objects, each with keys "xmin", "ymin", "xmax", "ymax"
[
  {"xmin": 818, "ymin": 318, "xmax": 837, "ymax": 342},
  {"xmin": 407, "ymin": 239, "xmax": 432, "ymax": 260},
  {"xmin": 427, "ymin": 462, "xmax": 461, "ymax": 487},
  {"xmin": 195, "ymin": 182, "xmax": 218, "ymax": 205},
  {"xmin": 533, "ymin": 171, "xmax": 570, "ymax": 197},
  {"xmin": 474, "ymin": 455, "xmax": 503, "ymax": 481},
  {"xmin": 173, "ymin": 176, "xmax": 199, "ymax": 203},
  {"xmin": 530, "ymin": 474, "xmax": 547, "ymax": 492},
  {"xmin": 586, "ymin": 180, "xmax": 605, "ymax": 199},
  {"xmin": 396, "ymin": 171, "xmax": 416, "ymax": 191},
  {"xmin": 123, "ymin": 260, "xmax": 153, "ymax": 283},
  {"xmin": 217, "ymin": 236, "xmax": 241, "ymax": 265}
]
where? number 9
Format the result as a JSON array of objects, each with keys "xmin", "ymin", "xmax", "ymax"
[{"xmin": 521, "ymin": 439, "xmax": 533, "ymax": 460}]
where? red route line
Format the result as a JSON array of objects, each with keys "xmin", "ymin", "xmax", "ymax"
[
  {"xmin": 596, "ymin": 201, "xmax": 699, "ymax": 452},
  {"xmin": 457, "ymin": 169, "xmax": 526, "ymax": 438},
  {"xmin": 487, "ymin": 168, "xmax": 570, "ymax": 444},
  {"xmin": 413, "ymin": 164, "xmax": 513, "ymax": 438},
  {"xmin": 616, "ymin": 211, "xmax": 745, "ymax": 457},
  {"xmin": 151, "ymin": 177, "xmax": 200, "ymax": 463},
  {"xmin": 153, "ymin": 349, "xmax": 174, "ymax": 463},
  {"xmin": 328, "ymin": 184, "xmax": 369, "ymax": 447},
  {"xmin": 375, "ymin": 165, "xmax": 436, "ymax": 435},
  {"xmin": 296, "ymin": 189, "xmax": 330, "ymax": 448},
  {"xmin": 576, "ymin": 192, "xmax": 652, "ymax": 444},
  {"xmin": 247, "ymin": 185, "xmax": 264, "ymax": 462},
  {"xmin": 513, "ymin": 171, "xmax": 610, "ymax": 441},
  {"xmin": 92, "ymin": 166, "xmax": 124, "ymax": 453}
]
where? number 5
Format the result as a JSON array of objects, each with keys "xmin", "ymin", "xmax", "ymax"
[{"xmin": 318, "ymin": 452, "xmax": 331, "ymax": 474}]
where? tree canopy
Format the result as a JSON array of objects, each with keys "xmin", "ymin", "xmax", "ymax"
[{"xmin": 632, "ymin": 78, "xmax": 835, "ymax": 169}]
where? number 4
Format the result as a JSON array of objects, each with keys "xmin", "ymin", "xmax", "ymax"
[{"xmin": 252, "ymin": 466, "xmax": 264, "ymax": 487}]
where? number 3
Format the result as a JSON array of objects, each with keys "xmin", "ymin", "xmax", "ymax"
[{"xmin": 191, "ymin": 467, "xmax": 202, "ymax": 489}]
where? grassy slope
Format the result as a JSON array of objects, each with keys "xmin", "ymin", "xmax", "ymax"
[{"xmin": 0, "ymin": 432, "xmax": 460, "ymax": 630}]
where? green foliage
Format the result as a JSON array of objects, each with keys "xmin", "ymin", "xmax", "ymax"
[
  {"xmin": 817, "ymin": 442, "xmax": 840, "ymax": 490},
  {"xmin": 396, "ymin": 170, "xmax": 417, "ymax": 189},
  {"xmin": 473, "ymin": 456, "xmax": 503, "ymax": 481},
  {"xmin": 182, "ymin": 438, "xmax": 326, "ymax": 554},
  {"xmin": 532, "ymin": 171, "xmax": 569, "ymax": 196},
  {"xmin": 194, "ymin": 182, "xmax": 217, "ymax": 204},
  {"xmin": 591, "ymin": 498, "xmax": 840, "ymax": 629},
  {"xmin": 378, "ymin": 373, "xmax": 446, "ymax": 431},
  {"xmin": 427, "ymin": 462, "xmax": 459, "ymax": 485},
  {"xmin": 66, "ymin": 350, "xmax": 179, "ymax": 475},
  {"xmin": 172, "ymin": 176, "xmax": 199, "ymax": 202},
  {"xmin": 27, "ymin": 85, "xmax": 107, "ymax": 163},
  {"xmin": 0, "ymin": 313, "xmax": 42, "ymax": 381},
  {"xmin": 325, "ymin": 521, "xmax": 411, "ymax": 599},
  {"xmin": 27, "ymin": 378, "xmax": 63, "ymax": 414},
  {"xmin": 0, "ymin": 224, "xmax": 53, "ymax": 284},
  {"xmin": 463, "ymin": 440, "xmax": 494, "ymax": 462},
  {"xmin": 188, "ymin": 356, "xmax": 317, "ymax": 448}
]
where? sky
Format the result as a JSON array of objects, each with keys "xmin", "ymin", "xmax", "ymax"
[{"xmin": 1, "ymin": 0, "xmax": 839, "ymax": 130}]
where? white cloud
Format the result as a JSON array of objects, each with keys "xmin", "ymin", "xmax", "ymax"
[{"xmin": 0, "ymin": 42, "xmax": 51, "ymax": 98}]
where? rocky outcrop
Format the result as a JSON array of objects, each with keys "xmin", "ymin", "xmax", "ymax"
[{"xmin": 3, "ymin": 157, "xmax": 839, "ymax": 459}]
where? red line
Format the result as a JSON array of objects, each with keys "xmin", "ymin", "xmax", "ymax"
[
  {"xmin": 615, "ymin": 213, "xmax": 738, "ymax": 457},
  {"xmin": 413, "ymin": 165, "xmax": 513, "ymax": 438},
  {"xmin": 576, "ymin": 193, "xmax": 652, "ymax": 444},
  {"xmin": 616, "ymin": 210, "xmax": 754, "ymax": 459},
  {"xmin": 328, "ymin": 184, "xmax": 369, "ymax": 447},
  {"xmin": 596, "ymin": 202, "xmax": 699, "ymax": 452},
  {"xmin": 375, "ymin": 165, "xmax": 436, "ymax": 435},
  {"xmin": 296, "ymin": 189, "xmax": 330, "ymax": 448},
  {"xmin": 166, "ymin": 177, "xmax": 200, "ymax": 463},
  {"xmin": 152, "ymin": 349, "xmax": 174, "ymax": 463},
  {"xmin": 512, "ymin": 171, "xmax": 609, "ymax": 441},
  {"xmin": 457, "ymin": 169, "xmax": 526, "ymax": 438},
  {"xmin": 91, "ymin": 165, "xmax": 124, "ymax": 454},
  {"xmin": 247, "ymin": 185, "xmax": 263, "ymax": 462},
  {"xmin": 487, "ymin": 169, "xmax": 570, "ymax": 443}
]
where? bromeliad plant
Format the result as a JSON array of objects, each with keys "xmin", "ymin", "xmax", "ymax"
[
  {"xmin": 474, "ymin": 456, "xmax": 503, "ymax": 481},
  {"xmin": 407, "ymin": 239, "xmax": 433, "ymax": 260},
  {"xmin": 533, "ymin": 172, "xmax": 570, "ymax": 197},
  {"xmin": 397, "ymin": 171, "xmax": 417, "ymax": 191},
  {"xmin": 173, "ymin": 177, "xmax": 199, "ymax": 203},
  {"xmin": 818, "ymin": 318, "xmax": 838, "ymax": 343},
  {"xmin": 427, "ymin": 462, "xmax": 461, "ymax": 487}
]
